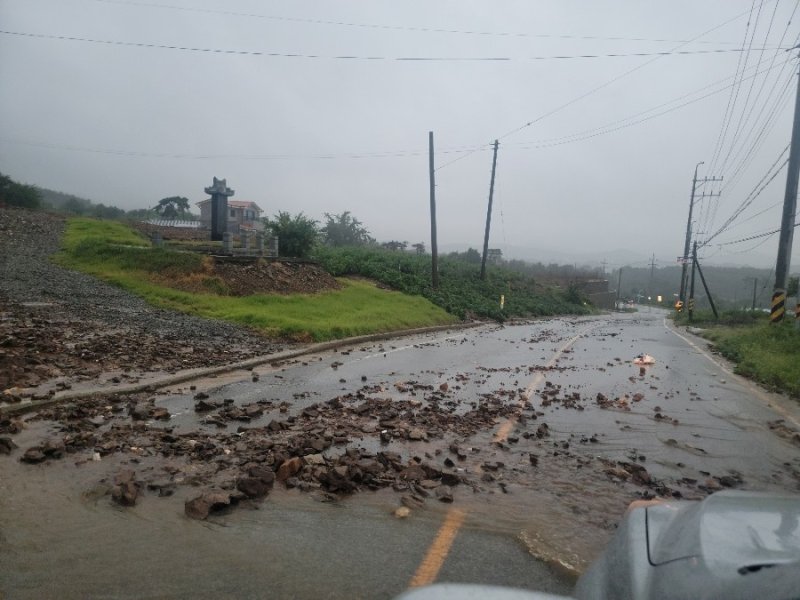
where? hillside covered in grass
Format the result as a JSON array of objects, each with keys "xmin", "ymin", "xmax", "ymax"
[
  {"xmin": 55, "ymin": 218, "xmax": 456, "ymax": 341},
  {"xmin": 314, "ymin": 246, "xmax": 592, "ymax": 321}
]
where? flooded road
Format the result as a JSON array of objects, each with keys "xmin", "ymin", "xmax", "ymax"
[{"xmin": 2, "ymin": 309, "xmax": 799, "ymax": 598}]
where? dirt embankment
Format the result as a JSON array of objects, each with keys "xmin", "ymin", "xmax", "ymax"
[
  {"xmin": 0, "ymin": 208, "xmax": 286, "ymax": 398},
  {"xmin": 197, "ymin": 258, "xmax": 341, "ymax": 296}
]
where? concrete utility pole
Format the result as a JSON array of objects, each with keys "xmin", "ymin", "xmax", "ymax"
[
  {"xmin": 429, "ymin": 132, "xmax": 440, "ymax": 290},
  {"xmin": 752, "ymin": 277, "xmax": 758, "ymax": 311},
  {"xmin": 480, "ymin": 140, "xmax": 500, "ymax": 280},
  {"xmin": 678, "ymin": 165, "xmax": 722, "ymax": 302},
  {"xmin": 679, "ymin": 162, "xmax": 703, "ymax": 303},
  {"xmin": 648, "ymin": 254, "xmax": 656, "ymax": 300},
  {"xmin": 615, "ymin": 268, "xmax": 623, "ymax": 310},
  {"xmin": 689, "ymin": 242, "xmax": 697, "ymax": 321},
  {"xmin": 772, "ymin": 52, "xmax": 800, "ymax": 323}
]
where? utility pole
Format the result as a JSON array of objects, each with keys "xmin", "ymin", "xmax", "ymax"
[
  {"xmin": 679, "ymin": 164, "xmax": 722, "ymax": 302},
  {"xmin": 648, "ymin": 254, "xmax": 656, "ymax": 301},
  {"xmin": 694, "ymin": 247, "xmax": 719, "ymax": 320},
  {"xmin": 680, "ymin": 162, "xmax": 703, "ymax": 303},
  {"xmin": 752, "ymin": 277, "xmax": 758, "ymax": 311},
  {"xmin": 480, "ymin": 140, "xmax": 500, "ymax": 280},
  {"xmin": 772, "ymin": 51, "xmax": 800, "ymax": 323},
  {"xmin": 615, "ymin": 267, "xmax": 623, "ymax": 310},
  {"xmin": 689, "ymin": 242, "xmax": 697, "ymax": 322},
  {"xmin": 429, "ymin": 132, "xmax": 439, "ymax": 289}
]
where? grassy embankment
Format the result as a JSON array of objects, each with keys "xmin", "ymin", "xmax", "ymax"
[
  {"xmin": 674, "ymin": 309, "xmax": 800, "ymax": 398},
  {"xmin": 55, "ymin": 218, "xmax": 456, "ymax": 341},
  {"xmin": 313, "ymin": 246, "xmax": 591, "ymax": 321}
]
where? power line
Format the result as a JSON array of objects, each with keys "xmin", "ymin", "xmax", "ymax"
[
  {"xmin": 0, "ymin": 135, "xmax": 489, "ymax": 161},
  {"xmin": 708, "ymin": 0, "xmax": 762, "ymax": 174},
  {"xmin": 715, "ymin": 0, "xmax": 770, "ymax": 176},
  {"xmin": 88, "ymin": 0, "xmax": 743, "ymax": 46},
  {"xmin": 1, "ymin": 30, "xmax": 783, "ymax": 62},
  {"xmin": 704, "ymin": 146, "xmax": 789, "ymax": 244},
  {"xmin": 3, "ymin": 51, "xmax": 789, "ymax": 164},
  {"xmin": 697, "ymin": 60, "xmax": 795, "ymax": 242},
  {"xmin": 714, "ymin": 219, "xmax": 799, "ymax": 246},
  {"xmin": 717, "ymin": 0, "xmax": 785, "ymax": 175},
  {"xmin": 435, "ymin": 3, "xmax": 778, "ymax": 171}
]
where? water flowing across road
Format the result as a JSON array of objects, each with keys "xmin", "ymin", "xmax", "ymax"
[{"xmin": 2, "ymin": 310, "xmax": 798, "ymax": 598}]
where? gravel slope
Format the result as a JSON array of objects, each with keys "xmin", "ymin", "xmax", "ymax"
[{"xmin": 0, "ymin": 208, "xmax": 285, "ymax": 394}]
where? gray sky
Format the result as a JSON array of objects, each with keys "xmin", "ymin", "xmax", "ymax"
[{"xmin": 2, "ymin": 0, "xmax": 799, "ymax": 271}]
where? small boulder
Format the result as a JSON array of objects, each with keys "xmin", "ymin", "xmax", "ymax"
[{"xmin": 185, "ymin": 490, "xmax": 236, "ymax": 520}]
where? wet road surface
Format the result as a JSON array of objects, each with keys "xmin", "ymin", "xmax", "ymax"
[{"xmin": 2, "ymin": 309, "xmax": 799, "ymax": 599}]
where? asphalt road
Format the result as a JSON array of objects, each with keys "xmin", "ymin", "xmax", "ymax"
[{"xmin": 2, "ymin": 309, "xmax": 799, "ymax": 599}]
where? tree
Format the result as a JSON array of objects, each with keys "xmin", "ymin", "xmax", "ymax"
[
  {"xmin": 265, "ymin": 211, "xmax": 319, "ymax": 258},
  {"xmin": 0, "ymin": 173, "xmax": 41, "ymax": 209},
  {"xmin": 412, "ymin": 242, "xmax": 426, "ymax": 255},
  {"xmin": 321, "ymin": 211, "xmax": 374, "ymax": 247},
  {"xmin": 381, "ymin": 240, "xmax": 408, "ymax": 251},
  {"xmin": 154, "ymin": 196, "xmax": 190, "ymax": 219},
  {"xmin": 449, "ymin": 248, "xmax": 481, "ymax": 264}
]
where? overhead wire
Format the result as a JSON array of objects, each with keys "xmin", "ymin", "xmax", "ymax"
[
  {"xmin": 715, "ymin": 0, "xmax": 770, "ymax": 176},
  {"xmin": 717, "ymin": 0, "xmax": 784, "ymax": 174},
  {"xmin": 701, "ymin": 1, "xmax": 800, "ymax": 245},
  {"xmin": 1, "ymin": 46, "xmax": 790, "ymax": 162},
  {"xmin": 703, "ymin": 145, "xmax": 789, "ymax": 245},
  {"xmin": 434, "ymin": 2, "xmax": 776, "ymax": 171},
  {"xmin": 88, "ymin": 0, "xmax": 743, "ymax": 46},
  {"xmin": 0, "ymin": 30, "xmax": 780, "ymax": 62},
  {"xmin": 713, "ymin": 220, "xmax": 798, "ymax": 246},
  {"xmin": 708, "ymin": 0, "xmax": 763, "ymax": 174}
]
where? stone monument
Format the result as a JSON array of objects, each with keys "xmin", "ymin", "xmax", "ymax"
[{"xmin": 204, "ymin": 177, "xmax": 234, "ymax": 241}]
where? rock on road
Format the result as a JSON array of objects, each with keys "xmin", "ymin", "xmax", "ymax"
[{"xmin": 1, "ymin": 309, "xmax": 799, "ymax": 599}]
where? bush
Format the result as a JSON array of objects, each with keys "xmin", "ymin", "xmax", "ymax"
[{"xmin": 313, "ymin": 246, "xmax": 591, "ymax": 321}]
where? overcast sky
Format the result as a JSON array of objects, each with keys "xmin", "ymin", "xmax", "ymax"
[{"xmin": 2, "ymin": 0, "xmax": 799, "ymax": 271}]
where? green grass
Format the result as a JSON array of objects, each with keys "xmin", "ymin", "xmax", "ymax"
[
  {"xmin": 314, "ymin": 246, "xmax": 592, "ymax": 320},
  {"xmin": 698, "ymin": 320, "xmax": 800, "ymax": 398},
  {"xmin": 56, "ymin": 218, "xmax": 456, "ymax": 341}
]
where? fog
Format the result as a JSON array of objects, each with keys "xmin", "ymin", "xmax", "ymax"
[{"xmin": 1, "ymin": 0, "xmax": 798, "ymax": 270}]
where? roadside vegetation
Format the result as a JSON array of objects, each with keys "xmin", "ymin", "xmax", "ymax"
[
  {"xmin": 674, "ymin": 309, "xmax": 800, "ymax": 398},
  {"xmin": 56, "ymin": 218, "xmax": 455, "ymax": 341},
  {"xmin": 313, "ymin": 246, "xmax": 591, "ymax": 321}
]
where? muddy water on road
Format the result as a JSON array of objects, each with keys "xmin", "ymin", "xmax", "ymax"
[{"xmin": 3, "ymin": 311, "xmax": 799, "ymax": 597}]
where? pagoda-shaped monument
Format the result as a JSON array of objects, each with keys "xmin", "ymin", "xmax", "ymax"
[{"xmin": 204, "ymin": 177, "xmax": 235, "ymax": 241}]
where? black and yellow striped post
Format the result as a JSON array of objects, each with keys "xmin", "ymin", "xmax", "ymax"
[
  {"xmin": 688, "ymin": 297, "xmax": 696, "ymax": 315},
  {"xmin": 771, "ymin": 290, "xmax": 786, "ymax": 323}
]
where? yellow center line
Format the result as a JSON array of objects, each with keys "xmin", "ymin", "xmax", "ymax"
[
  {"xmin": 408, "ymin": 508, "xmax": 466, "ymax": 588},
  {"xmin": 407, "ymin": 321, "xmax": 603, "ymax": 590},
  {"xmin": 493, "ymin": 323, "xmax": 601, "ymax": 444}
]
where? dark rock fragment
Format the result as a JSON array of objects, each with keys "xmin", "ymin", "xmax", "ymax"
[
  {"xmin": 0, "ymin": 437, "xmax": 18, "ymax": 455},
  {"xmin": 111, "ymin": 470, "xmax": 140, "ymax": 506},
  {"xmin": 185, "ymin": 490, "xmax": 237, "ymax": 520}
]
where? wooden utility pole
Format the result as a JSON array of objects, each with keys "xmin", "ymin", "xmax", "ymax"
[
  {"xmin": 429, "ymin": 132, "xmax": 439, "ymax": 289},
  {"xmin": 480, "ymin": 140, "xmax": 500, "ymax": 280},
  {"xmin": 772, "ymin": 53, "xmax": 800, "ymax": 322}
]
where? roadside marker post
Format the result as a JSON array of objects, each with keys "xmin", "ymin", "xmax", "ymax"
[{"xmin": 771, "ymin": 290, "xmax": 786, "ymax": 323}]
